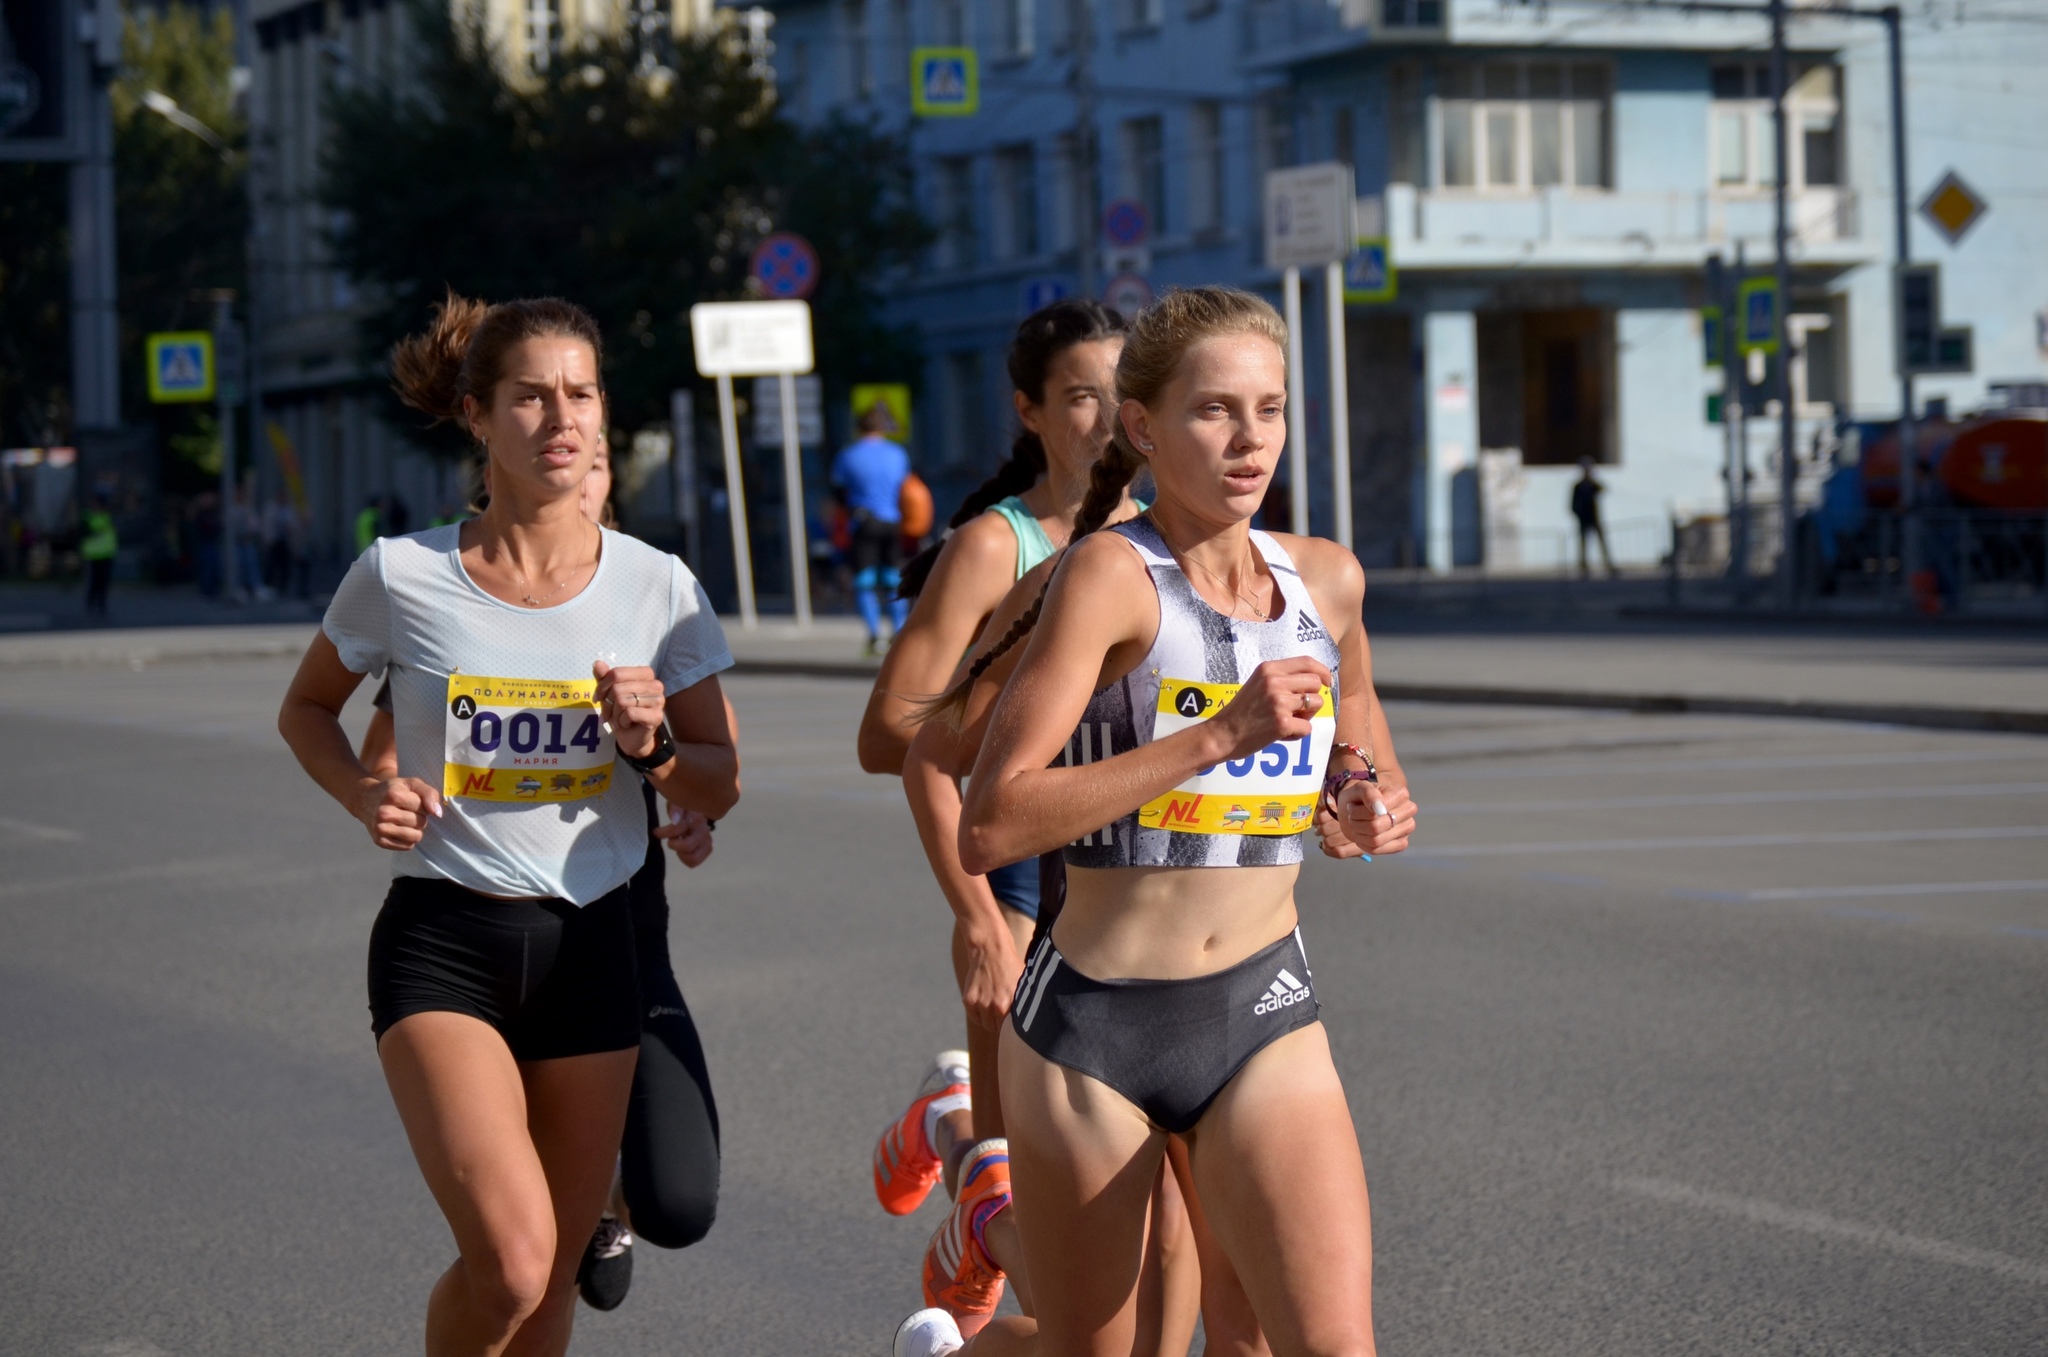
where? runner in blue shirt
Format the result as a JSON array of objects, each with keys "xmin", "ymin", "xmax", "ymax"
[{"xmin": 833, "ymin": 405, "xmax": 912, "ymax": 653}]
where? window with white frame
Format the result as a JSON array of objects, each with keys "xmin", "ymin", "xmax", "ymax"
[
  {"xmin": 935, "ymin": 0, "xmax": 967, "ymax": 46},
  {"xmin": 1120, "ymin": 0, "xmax": 1163, "ymax": 33},
  {"xmin": 944, "ymin": 350, "xmax": 987, "ymax": 467},
  {"xmin": 1121, "ymin": 116, "xmax": 1167, "ymax": 236},
  {"xmin": 1380, "ymin": 0, "xmax": 1442, "ymax": 25},
  {"xmin": 1710, "ymin": 61, "xmax": 1841, "ymax": 193},
  {"xmin": 1049, "ymin": 133, "xmax": 1080, "ymax": 251},
  {"xmin": 1436, "ymin": 60, "xmax": 1609, "ymax": 191},
  {"xmin": 847, "ymin": 0, "xmax": 871, "ymax": 98},
  {"xmin": 998, "ymin": 0, "xmax": 1034, "ymax": 57},
  {"xmin": 993, "ymin": 144, "xmax": 1040, "ymax": 260},
  {"xmin": 1188, "ymin": 102, "xmax": 1225, "ymax": 234},
  {"xmin": 525, "ymin": 0, "xmax": 560, "ymax": 71},
  {"xmin": 934, "ymin": 157, "xmax": 977, "ymax": 271}
]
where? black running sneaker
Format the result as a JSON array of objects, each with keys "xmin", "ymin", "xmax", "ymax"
[{"xmin": 577, "ymin": 1215, "xmax": 634, "ymax": 1311}]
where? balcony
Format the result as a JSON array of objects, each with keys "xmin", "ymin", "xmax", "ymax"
[{"xmin": 1378, "ymin": 183, "xmax": 1870, "ymax": 271}]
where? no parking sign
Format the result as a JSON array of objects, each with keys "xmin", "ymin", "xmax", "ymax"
[{"xmin": 750, "ymin": 232, "xmax": 821, "ymax": 300}]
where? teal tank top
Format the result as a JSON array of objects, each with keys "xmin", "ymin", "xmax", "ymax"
[{"xmin": 988, "ymin": 496, "xmax": 1058, "ymax": 580}]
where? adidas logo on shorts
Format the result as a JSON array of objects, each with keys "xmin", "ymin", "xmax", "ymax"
[
  {"xmin": 1296, "ymin": 613, "xmax": 1329, "ymax": 643},
  {"xmin": 1253, "ymin": 967, "xmax": 1312, "ymax": 1016}
]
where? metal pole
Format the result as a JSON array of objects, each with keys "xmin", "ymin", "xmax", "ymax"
[
  {"xmin": 1721, "ymin": 248, "xmax": 1744, "ymax": 581},
  {"xmin": 1885, "ymin": 5, "xmax": 1918, "ymax": 598},
  {"xmin": 777, "ymin": 372, "xmax": 811, "ymax": 626},
  {"xmin": 67, "ymin": 9, "xmax": 119, "ymax": 433},
  {"xmin": 1770, "ymin": 0, "xmax": 1798, "ymax": 609},
  {"xmin": 1073, "ymin": 0, "xmax": 1097, "ymax": 298},
  {"xmin": 714, "ymin": 373, "xmax": 757, "ymax": 628},
  {"xmin": 1325, "ymin": 259, "xmax": 1352, "ymax": 550},
  {"xmin": 1283, "ymin": 266, "xmax": 1308, "ymax": 536},
  {"xmin": 214, "ymin": 293, "xmax": 238, "ymax": 599},
  {"xmin": 670, "ymin": 389, "xmax": 699, "ymax": 566}
]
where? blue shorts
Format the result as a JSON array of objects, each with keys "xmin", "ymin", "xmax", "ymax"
[{"xmin": 986, "ymin": 858, "xmax": 1041, "ymax": 921}]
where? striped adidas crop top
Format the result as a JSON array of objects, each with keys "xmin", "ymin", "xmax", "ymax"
[{"xmin": 1061, "ymin": 517, "xmax": 1341, "ymax": 869}]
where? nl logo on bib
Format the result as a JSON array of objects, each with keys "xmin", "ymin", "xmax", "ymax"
[
  {"xmin": 443, "ymin": 674, "xmax": 616, "ymax": 803},
  {"xmin": 1137, "ymin": 678, "xmax": 1334, "ymax": 835}
]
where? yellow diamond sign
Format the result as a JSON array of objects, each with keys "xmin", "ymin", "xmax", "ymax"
[{"xmin": 1919, "ymin": 170, "xmax": 1987, "ymax": 245}]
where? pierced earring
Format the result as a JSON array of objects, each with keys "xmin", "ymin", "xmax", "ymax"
[{"xmin": 1139, "ymin": 441, "xmax": 1154, "ymax": 450}]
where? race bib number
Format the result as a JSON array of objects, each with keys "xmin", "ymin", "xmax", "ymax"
[
  {"xmin": 442, "ymin": 674, "xmax": 616, "ymax": 803},
  {"xmin": 1136, "ymin": 677, "xmax": 1334, "ymax": 836}
]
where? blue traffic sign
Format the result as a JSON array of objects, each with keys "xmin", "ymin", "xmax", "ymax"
[
  {"xmin": 910, "ymin": 48, "xmax": 977, "ymax": 116},
  {"xmin": 1102, "ymin": 200, "xmax": 1150, "ymax": 248},
  {"xmin": 1341, "ymin": 238, "xmax": 1396, "ymax": 304},
  {"xmin": 145, "ymin": 332, "xmax": 214, "ymax": 403},
  {"xmin": 1021, "ymin": 277, "xmax": 1070, "ymax": 314},
  {"xmin": 751, "ymin": 232, "xmax": 820, "ymax": 300}
]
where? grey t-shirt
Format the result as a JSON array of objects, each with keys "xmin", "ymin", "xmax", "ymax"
[{"xmin": 323, "ymin": 525, "xmax": 732, "ymax": 905}]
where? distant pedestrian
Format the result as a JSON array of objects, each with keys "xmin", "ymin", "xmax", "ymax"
[
  {"xmin": 263, "ymin": 489, "xmax": 303, "ymax": 597},
  {"xmin": 833, "ymin": 404, "xmax": 912, "ymax": 654},
  {"xmin": 232, "ymin": 485, "xmax": 264, "ymax": 599},
  {"xmin": 1571, "ymin": 458, "xmax": 1617, "ymax": 578},
  {"xmin": 192, "ymin": 491, "xmax": 224, "ymax": 596},
  {"xmin": 80, "ymin": 493, "xmax": 117, "ymax": 621}
]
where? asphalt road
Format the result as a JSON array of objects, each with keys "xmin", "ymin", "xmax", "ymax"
[{"xmin": 0, "ymin": 660, "xmax": 2043, "ymax": 1356}]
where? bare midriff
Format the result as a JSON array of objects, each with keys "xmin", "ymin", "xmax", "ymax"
[{"xmin": 1052, "ymin": 862, "xmax": 1302, "ymax": 980}]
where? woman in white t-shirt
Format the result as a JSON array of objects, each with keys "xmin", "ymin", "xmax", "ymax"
[{"xmin": 278, "ymin": 293, "xmax": 739, "ymax": 1357}]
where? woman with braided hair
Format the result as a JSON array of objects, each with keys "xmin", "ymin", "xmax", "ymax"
[{"xmin": 892, "ymin": 286, "xmax": 1419, "ymax": 1357}]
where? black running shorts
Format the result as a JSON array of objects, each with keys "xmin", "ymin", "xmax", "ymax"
[
  {"xmin": 367, "ymin": 876, "xmax": 640, "ymax": 1061},
  {"xmin": 1009, "ymin": 928, "xmax": 1321, "ymax": 1134},
  {"xmin": 849, "ymin": 513, "xmax": 902, "ymax": 574}
]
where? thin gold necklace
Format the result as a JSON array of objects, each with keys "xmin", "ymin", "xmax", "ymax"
[
  {"xmin": 509, "ymin": 524, "xmax": 599, "ymax": 608},
  {"xmin": 1149, "ymin": 515, "xmax": 1271, "ymax": 622}
]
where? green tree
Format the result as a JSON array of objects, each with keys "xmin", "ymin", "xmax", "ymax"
[
  {"xmin": 112, "ymin": 4, "xmax": 246, "ymax": 489},
  {"xmin": 0, "ymin": 4, "xmax": 245, "ymax": 464},
  {"xmin": 322, "ymin": 1, "xmax": 930, "ymax": 450}
]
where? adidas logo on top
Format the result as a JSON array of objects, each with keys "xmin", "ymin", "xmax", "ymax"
[
  {"xmin": 1253, "ymin": 967, "xmax": 1312, "ymax": 1016},
  {"xmin": 1296, "ymin": 613, "xmax": 1328, "ymax": 643}
]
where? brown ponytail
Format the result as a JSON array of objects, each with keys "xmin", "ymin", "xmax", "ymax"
[
  {"xmin": 912, "ymin": 286, "xmax": 1282, "ymax": 728},
  {"xmin": 390, "ymin": 288, "xmax": 607, "ymax": 435}
]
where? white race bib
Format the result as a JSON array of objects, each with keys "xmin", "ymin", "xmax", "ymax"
[
  {"xmin": 1136, "ymin": 677, "xmax": 1334, "ymax": 835},
  {"xmin": 442, "ymin": 673, "xmax": 616, "ymax": 803}
]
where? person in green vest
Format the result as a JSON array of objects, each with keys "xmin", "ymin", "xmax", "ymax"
[
  {"xmin": 80, "ymin": 494, "xmax": 118, "ymax": 621},
  {"xmin": 353, "ymin": 494, "xmax": 384, "ymax": 556}
]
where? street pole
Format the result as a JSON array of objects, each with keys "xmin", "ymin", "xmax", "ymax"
[
  {"xmin": 1282, "ymin": 265, "xmax": 1308, "ymax": 536},
  {"xmin": 1325, "ymin": 259, "xmax": 1352, "ymax": 550},
  {"xmin": 1072, "ymin": 0, "xmax": 1097, "ymax": 298},
  {"xmin": 1885, "ymin": 5, "xmax": 1917, "ymax": 599},
  {"xmin": 714, "ymin": 373, "xmax": 758, "ymax": 628},
  {"xmin": 670, "ymin": 389, "xmax": 700, "ymax": 567},
  {"xmin": 1770, "ymin": 0, "xmax": 1799, "ymax": 609},
  {"xmin": 213, "ymin": 292, "xmax": 238, "ymax": 599},
  {"xmin": 68, "ymin": 0, "xmax": 120, "ymax": 434},
  {"xmin": 777, "ymin": 371, "xmax": 811, "ymax": 626}
]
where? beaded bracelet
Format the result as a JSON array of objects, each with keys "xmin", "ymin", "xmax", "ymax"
[{"xmin": 1321, "ymin": 742, "xmax": 1379, "ymax": 814}]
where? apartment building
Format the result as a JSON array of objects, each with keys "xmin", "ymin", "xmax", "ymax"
[
  {"xmin": 245, "ymin": 0, "xmax": 710, "ymax": 567},
  {"xmin": 766, "ymin": 0, "xmax": 2048, "ymax": 569}
]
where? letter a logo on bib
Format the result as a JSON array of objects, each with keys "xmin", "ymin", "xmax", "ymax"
[
  {"xmin": 443, "ymin": 673, "xmax": 616, "ymax": 803},
  {"xmin": 1138, "ymin": 678, "xmax": 1333, "ymax": 835}
]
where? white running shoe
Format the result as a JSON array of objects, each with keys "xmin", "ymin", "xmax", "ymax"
[{"xmin": 894, "ymin": 1307, "xmax": 965, "ymax": 1357}]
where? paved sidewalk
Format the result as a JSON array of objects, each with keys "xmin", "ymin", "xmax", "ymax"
[{"xmin": 1, "ymin": 613, "xmax": 2042, "ymax": 732}]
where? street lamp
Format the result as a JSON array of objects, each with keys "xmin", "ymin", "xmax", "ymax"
[{"xmin": 139, "ymin": 88, "xmax": 233, "ymax": 160}]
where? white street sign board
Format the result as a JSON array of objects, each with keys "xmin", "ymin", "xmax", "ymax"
[
  {"xmin": 689, "ymin": 300, "xmax": 815, "ymax": 376},
  {"xmin": 1265, "ymin": 162, "xmax": 1357, "ymax": 270}
]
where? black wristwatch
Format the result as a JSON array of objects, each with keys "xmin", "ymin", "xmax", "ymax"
[{"xmin": 618, "ymin": 724, "xmax": 676, "ymax": 775}]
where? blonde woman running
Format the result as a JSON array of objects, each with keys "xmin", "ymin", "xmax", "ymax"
[
  {"xmin": 893, "ymin": 286, "xmax": 1419, "ymax": 1357},
  {"xmin": 279, "ymin": 293, "xmax": 738, "ymax": 1357}
]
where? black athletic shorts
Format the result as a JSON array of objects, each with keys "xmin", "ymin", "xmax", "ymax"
[
  {"xmin": 1010, "ymin": 928, "xmax": 1321, "ymax": 1134},
  {"xmin": 367, "ymin": 876, "xmax": 641, "ymax": 1061},
  {"xmin": 849, "ymin": 512, "xmax": 902, "ymax": 574}
]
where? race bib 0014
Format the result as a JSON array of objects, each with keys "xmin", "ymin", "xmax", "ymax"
[
  {"xmin": 1136, "ymin": 677, "xmax": 1334, "ymax": 835},
  {"xmin": 443, "ymin": 674, "xmax": 616, "ymax": 803}
]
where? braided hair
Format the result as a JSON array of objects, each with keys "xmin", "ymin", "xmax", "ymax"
[
  {"xmin": 897, "ymin": 298, "xmax": 1127, "ymax": 600},
  {"xmin": 912, "ymin": 286, "xmax": 1287, "ymax": 728}
]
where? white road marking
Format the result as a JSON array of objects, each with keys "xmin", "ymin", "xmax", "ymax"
[
  {"xmin": 0, "ymin": 816, "xmax": 82, "ymax": 842},
  {"xmin": 1424, "ymin": 747, "xmax": 2047, "ymax": 783},
  {"xmin": 1414, "ymin": 826, "xmax": 2048, "ymax": 858},
  {"xmin": 1427, "ymin": 782, "xmax": 2048, "ymax": 815},
  {"xmin": 1613, "ymin": 1176, "xmax": 2048, "ymax": 1286},
  {"xmin": 1739, "ymin": 880, "xmax": 2048, "ymax": 902}
]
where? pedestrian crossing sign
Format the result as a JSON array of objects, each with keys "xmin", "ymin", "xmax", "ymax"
[
  {"xmin": 1736, "ymin": 278, "xmax": 1779, "ymax": 356},
  {"xmin": 1342, "ymin": 238, "xmax": 1396, "ymax": 304},
  {"xmin": 910, "ymin": 47, "xmax": 977, "ymax": 116},
  {"xmin": 146, "ymin": 332, "xmax": 215, "ymax": 403}
]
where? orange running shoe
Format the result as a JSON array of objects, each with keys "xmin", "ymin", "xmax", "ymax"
[
  {"xmin": 920, "ymin": 1138, "xmax": 1010, "ymax": 1335},
  {"xmin": 872, "ymin": 1050, "xmax": 972, "ymax": 1216}
]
